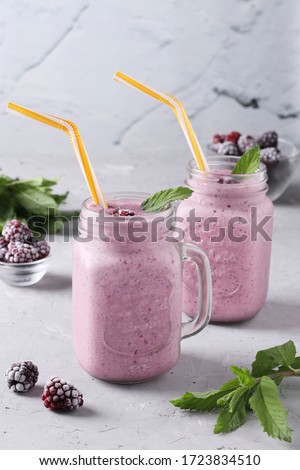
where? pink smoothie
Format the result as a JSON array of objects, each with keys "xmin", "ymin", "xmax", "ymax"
[
  {"xmin": 177, "ymin": 162, "xmax": 274, "ymax": 322},
  {"xmin": 72, "ymin": 197, "xmax": 182, "ymax": 383}
]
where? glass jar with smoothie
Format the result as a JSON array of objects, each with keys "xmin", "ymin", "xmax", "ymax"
[
  {"xmin": 176, "ymin": 156, "xmax": 273, "ymax": 323},
  {"xmin": 72, "ymin": 192, "xmax": 212, "ymax": 383}
]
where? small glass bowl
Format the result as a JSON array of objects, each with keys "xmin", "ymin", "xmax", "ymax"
[
  {"xmin": 0, "ymin": 256, "xmax": 50, "ymax": 287},
  {"xmin": 207, "ymin": 138, "xmax": 300, "ymax": 202}
]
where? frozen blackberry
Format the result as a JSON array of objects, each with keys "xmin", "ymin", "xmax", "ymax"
[
  {"xmin": 5, "ymin": 361, "xmax": 39, "ymax": 392},
  {"xmin": 257, "ymin": 131, "xmax": 278, "ymax": 149},
  {"xmin": 113, "ymin": 208, "xmax": 135, "ymax": 216},
  {"xmin": 30, "ymin": 238, "xmax": 51, "ymax": 259},
  {"xmin": 2, "ymin": 220, "xmax": 31, "ymax": 243},
  {"xmin": 260, "ymin": 147, "xmax": 281, "ymax": 164},
  {"xmin": 237, "ymin": 135, "xmax": 258, "ymax": 154},
  {"xmin": 218, "ymin": 141, "xmax": 239, "ymax": 156},
  {"xmin": 5, "ymin": 241, "xmax": 39, "ymax": 263},
  {"xmin": 225, "ymin": 131, "xmax": 241, "ymax": 144},
  {"xmin": 0, "ymin": 237, "xmax": 8, "ymax": 261},
  {"xmin": 42, "ymin": 376, "xmax": 84, "ymax": 411},
  {"xmin": 218, "ymin": 177, "xmax": 239, "ymax": 185}
]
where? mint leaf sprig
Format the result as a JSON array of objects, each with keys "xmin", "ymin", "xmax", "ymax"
[
  {"xmin": 141, "ymin": 186, "xmax": 193, "ymax": 213},
  {"xmin": 231, "ymin": 146, "xmax": 261, "ymax": 175},
  {"xmin": 171, "ymin": 341, "xmax": 300, "ymax": 442},
  {"xmin": 0, "ymin": 175, "xmax": 75, "ymax": 234}
]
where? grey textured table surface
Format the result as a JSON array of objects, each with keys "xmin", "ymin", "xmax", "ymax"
[{"xmin": 0, "ymin": 172, "xmax": 299, "ymax": 451}]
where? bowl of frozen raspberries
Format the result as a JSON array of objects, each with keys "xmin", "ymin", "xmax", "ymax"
[
  {"xmin": 208, "ymin": 131, "xmax": 300, "ymax": 201},
  {"xmin": 0, "ymin": 220, "xmax": 51, "ymax": 287}
]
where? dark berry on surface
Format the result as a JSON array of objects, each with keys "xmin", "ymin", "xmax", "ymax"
[
  {"xmin": 113, "ymin": 209, "xmax": 135, "ymax": 216},
  {"xmin": 42, "ymin": 376, "xmax": 84, "ymax": 411},
  {"xmin": 257, "ymin": 131, "xmax": 278, "ymax": 149},
  {"xmin": 237, "ymin": 135, "xmax": 258, "ymax": 154},
  {"xmin": 5, "ymin": 361, "xmax": 39, "ymax": 392},
  {"xmin": 218, "ymin": 177, "xmax": 239, "ymax": 185},
  {"xmin": 218, "ymin": 141, "xmax": 240, "ymax": 156},
  {"xmin": 260, "ymin": 147, "xmax": 281, "ymax": 164},
  {"xmin": 225, "ymin": 131, "xmax": 241, "ymax": 144},
  {"xmin": 2, "ymin": 220, "xmax": 32, "ymax": 243}
]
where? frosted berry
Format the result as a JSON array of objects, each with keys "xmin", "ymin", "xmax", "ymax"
[
  {"xmin": 237, "ymin": 135, "xmax": 258, "ymax": 154},
  {"xmin": 225, "ymin": 131, "xmax": 241, "ymax": 144},
  {"xmin": 213, "ymin": 134, "xmax": 224, "ymax": 144},
  {"xmin": 42, "ymin": 376, "xmax": 84, "ymax": 411},
  {"xmin": 218, "ymin": 141, "xmax": 240, "ymax": 156},
  {"xmin": 257, "ymin": 131, "xmax": 278, "ymax": 149},
  {"xmin": 260, "ymin": 147, "xmax": 281, "ymax": 164},
  {"xmin": 30, "ymin": 238, "xmax": 51, "ymax": 259},
  {"xmin": 5, "ymin": 241, "xmax": 39, "ymax": 263},
  {"xmin": 5, "ymin": 361, "xmax": 39, "ymax": 392},
  {"xmin": 0, "ymin": 237, "xmax": 8, "ymax": 261},
  {"xmin": 113, "ymin": 208, "xmax": 135, "ymax": 216},
  {"xmin": 2, "ymin": 219, "xmax": 31, "ymax": 243},
  {"xmin": 211, "ymin": 134, "xmax": 225, "ymax": 152}
]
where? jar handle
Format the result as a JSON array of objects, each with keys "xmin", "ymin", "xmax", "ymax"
[{"xmin": 180, "ymin": 243, "xmax": 212, "ymax": 339}]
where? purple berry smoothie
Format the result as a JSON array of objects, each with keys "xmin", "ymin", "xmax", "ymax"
[
  {"xmin": 177, "ymin": 158, "xmax": 273, "ymax": 322},
  {"xmin": 72, "ymin": 195, "xmax": 183, "ymax": 383}
]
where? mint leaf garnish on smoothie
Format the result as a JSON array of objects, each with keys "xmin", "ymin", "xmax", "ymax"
[
  {"xmin": 141, "ymin": 186, "xmax": 193, "ymax": 213},
  {"xmin": 171, "ymin": 340, "xmax": 300, "ymax": 442},
  {"xmin": 231, "ymin": 146, "xmax": 261, "ymax": 175}
]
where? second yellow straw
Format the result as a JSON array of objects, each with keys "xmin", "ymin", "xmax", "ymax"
[{"xmin": 114, "ymin": 71, "xmax": 210, "ymax": 172}]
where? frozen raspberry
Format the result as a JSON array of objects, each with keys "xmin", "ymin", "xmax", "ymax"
[
  {"xmin": 5, "ymin": 361, "xmax": 39, "ymax": 392},
  {"xmin": 113, "ymin": 208, "xmax": 135, "ymax": 216},
  {"xmin": 5, "ymin": 241, "xmax": 39, "ymax": 263},
  {"xmin": 212, "ymin": 134, "xmax": 225, "ymax": 144},
  {"xmin": 211, "ymin": 134, "xmax": 225, "ymax": 152},
  {"xmin": 0, "ymin": 237, "xmax": 8, "ymax": 261},
  {"xmin": 257, "ymin": 131, "xmax": 278, "ymax": 149},
  {"xmin": 237, "ymin": 135, "xmax": 258, "ymax": 154},
  {"xmin": 2, "ymin": 219, "xmax": 31, "ymax": 243},
  {"xmin": 42, "ymin": 376, "xmax": 84, "ymax": 411},
  {"xmin": 218, "ymin": 142, "xmax": 240, "ymax": 156},
  {"xmin": 225, "ymin": 131, "xmax": 241, "ymax": 144},
  {"xmin": 260, "ymin": 147, "xmax": 281, "ymax": 164},
  {"xmin": 30, "ymin": 238, "xmax": 51, "ymax": 259}
]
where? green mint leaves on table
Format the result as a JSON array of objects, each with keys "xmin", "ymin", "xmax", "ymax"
[
  {"xmin": 141, "ymin": 187, "xmax": 193, "ymax": 213},
  {"xmin": 231, "ymin": 146, "xmax": 261, "ymax": 175},
  {"xmin": 171, "ymin": 341, "xmax": 300, "ymax": 442},
  {"xmin": 0, "ymin": 175, "xmax": 75, "ymax": 234}
]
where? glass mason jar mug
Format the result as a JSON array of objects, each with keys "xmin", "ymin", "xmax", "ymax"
[
  {"xmin": 176, "ymin": 157, "xmax": 274, "ymax": 323},
  {"xmin": 72, "ymin": 192, "xmax": 212, "ymax": 383}
]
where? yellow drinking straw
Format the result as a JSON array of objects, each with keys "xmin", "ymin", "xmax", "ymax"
[
  {"xmin": 114, "ymin": 71, "xmax": 210, "ymax": 172},
  {"xmin": 6, "ymin": 102, "xmax": 107, "ymax": 208}
]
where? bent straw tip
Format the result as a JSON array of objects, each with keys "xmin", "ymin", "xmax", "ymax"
[
  {"xmin": 6, "ymin": 102, "xmax": 14, "ymax": 113},
  {"xmin": 113, "ymin": 70, "xmax": 121, "ymax": 81}
]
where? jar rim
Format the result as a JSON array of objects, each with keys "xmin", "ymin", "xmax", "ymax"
[
  {"xmin": 81, "ymin": 191, "xmax": 174, "ymax": 221},
  {"xmin": 187, "ymin": 157, "xmax": 268, "ymax": 186}
]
